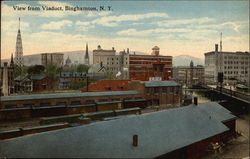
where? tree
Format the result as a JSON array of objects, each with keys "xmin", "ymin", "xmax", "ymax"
[
  {"xmin": 44, "ymin": 64, "xmax": 61, "ymax": 81},
  {"xmin": 77, "ymin": 64, "xmax": 89, "ymax": 73},
  {"xmin": 27, "ymin": 65, "xmax": 45, "ymax": 75}
]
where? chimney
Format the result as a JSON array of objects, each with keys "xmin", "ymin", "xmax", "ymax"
[
  {"xmin": 133, "ymin": 135, "xmax": 138, "ymax": 147},
  {"xmin": 194, "ymin": 97, "xmax": 198, "ymax": 105},
  {"xmin": 112, "ymin": 47, "xmax": 114, "ymax": 50},
  {"xmin": 127, "ymin": 48, "xmax": 129, "ymax": 53},
  {"xmin": 215, "ymin": 44, "xmax": 218, "ymax": 52}
]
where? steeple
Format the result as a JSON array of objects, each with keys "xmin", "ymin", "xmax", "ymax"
[
  {"xmin": 10, "ymin": 53, "xmax": 14, "ymax": 67},
  {"xmin": 15, "ymin": 17, "xmax": 24, "ymax": 67},
  {"xmin": 84, "ymin": 43, "xmax": 89, "ymax": 65},
  {"xmin": 18, "ymin": 17, "xmax": 20, "ymax": 31}
]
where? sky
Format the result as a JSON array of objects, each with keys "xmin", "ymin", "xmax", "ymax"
[{"xmin": 1, "ymin": 0, "xmax": 249, "ymax": 60}]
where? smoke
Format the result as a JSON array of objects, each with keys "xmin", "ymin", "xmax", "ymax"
[{"xmin": 116, "ymin": 71, "xmax": 121, "ymax": 77}]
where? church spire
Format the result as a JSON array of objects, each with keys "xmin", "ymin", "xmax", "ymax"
[
  {"xmin": 84, "ymin": 43, "xmax": 89, "ymax": 65},
  {"xmin": 19, "ymin": 17, "xmax": 20, "ymax": 30},
  {"xmin": 15, "ymin": 17, "xmax": 24, "ymax": 67}
]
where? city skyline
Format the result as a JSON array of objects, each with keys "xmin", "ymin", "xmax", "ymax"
[{"xmin": 1, "ymin": 1, "xmax": 249, "ymax": 60}]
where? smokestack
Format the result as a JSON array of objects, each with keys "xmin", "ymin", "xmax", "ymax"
[
  {"xmin": 133, "ymin": 135, "xmax": 138, "ymax": 147},
  {"xmin": 194, "ymin": 97, "xmax": 198, "ymax": 105},
  {"xmin": 215, "ymin": 44, "xmax": 218, "ymax": 52},
  {"xmin": 220, "ymin": 32, "xmax": 222, "ymax": 52}
]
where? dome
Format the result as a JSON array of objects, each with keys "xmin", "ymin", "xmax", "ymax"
[{"xmin": 65, "ymin": 56, "xmax": 71, "ymax": 65}]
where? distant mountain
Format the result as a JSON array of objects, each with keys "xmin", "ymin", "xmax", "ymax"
[
  {"xmin": 1, "ymin": 52, "xmax": 203, "ymax": 67},
  {"xmin": 173, "ymin": 55, "xmax": 204, "ymax": 66}
]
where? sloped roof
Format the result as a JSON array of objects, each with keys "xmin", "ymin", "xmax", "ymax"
[
  {"xmin": 189, "ymin": 102, "xmax": 236, "ymax": 122},
  {"xmin": 0, "ymin": 103, "xmax": 229, "ymax": 158},
  {"xmin": 14, "ymin": 75, "xmax": 30, "ymax": 81},
  {"xmin": 0, "ymin": 91, "xmax": 139, "ymax": 102},
  {"xmin": 30, "ymin": 75, "xmax": 47, "ymax": 80},
  {"xmin": 144, "ymin": 81, "xmax": 181, "ymax": 87}
]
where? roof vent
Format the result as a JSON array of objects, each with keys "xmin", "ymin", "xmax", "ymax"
[{"xmin": 133, "ymin": 135, "xmax": 138, "ymax": 147}]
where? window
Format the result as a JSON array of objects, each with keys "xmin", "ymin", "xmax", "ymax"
[
  {"xmin": 71, "ymin": 101, "xmax": 81, "ymax": 105},
  {"xmin": 146, "ymin": 88, "xmax": 150, "ymax": 95},
  {"xmin": 154, "ymin": 87, "xmax": 159, "ymax": 95},
  {"xmin": 162, "ymin": 87, "xmax": 166, "ymax": 94},
  {"xmin": 98, "ymin": 99, "xmax": 108, "ymax": 102},
  {"xmin": 5, "ymin": 105, "xmax": 17, "ymax": 109},
  {"xmin": 40, "ymin": 103, "xmax": 50, "ymax": 107},
  {"xmin": 170, "ymin": 87, "xmax": 174, "ymax": 94},
  {"xmin": 112, "ymin": 98, "xmax": 120, "ymax": 101},
  {"xmin": 86, "ymin": 100, "xmax": 95, "ymax": 104},
  {"xmin": 56, "ymin": 102, "xmax": 66, "ymax": 106},
  {"xmin": 23, "ymin": 104, "xmax": 33, "ymax": 108}
]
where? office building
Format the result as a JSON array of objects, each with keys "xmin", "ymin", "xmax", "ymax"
[
  {"xmin": 204, "ymin": 44, "xmax": 250, "ymax": 86},
  {"xmin": 41, "ymin": 53, "xmax": 64, "ymax": 67}
]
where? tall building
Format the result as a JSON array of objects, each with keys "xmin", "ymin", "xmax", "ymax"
[
  {"xmin": 14, "ymin": 17, "xmax": 24, "ymax": 67},
  {"xmin": 173, "ymin": 61, "xmax": 204, "ymax": 86},
  {"xmin": 41, "ymin": 53, "xmax": 64, "ymax": 67},
  {"xmin": 93, "ymin": 45, "xmax": 129, "ymax": 79},
  {"xmin": 129, "ymin": 46, "xmax": 172, "ymax": 81},
  {"xmin": 84, "ymin": 43, "xmax": 89, "ymax": 65},
  {"xmin": 204, "ymin": 44, "xmax": 250, "ymax": 86}
]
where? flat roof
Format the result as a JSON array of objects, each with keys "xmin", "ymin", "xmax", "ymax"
[
  {"xmin": 0, "ymin": 91, "xmax": 140, "ymax": 102},
  {"xmin": 144, "ymin": 81, "xmax": 181, "ymax": 87},
  {"xmin": 204, "ymin": 51, "xmax": 250, "ymax": 56}
]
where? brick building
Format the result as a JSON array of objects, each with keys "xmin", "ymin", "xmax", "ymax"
[
  {"xmin": 83, "ymin": 80, "xmax": 182, "ymax": 107},
  {"xmin": 129, "ymin": 46, "xmax": 172, "ymax": 81},
  {"xmin": 81, "ymin": 79, "xmax": 130, "ymax": 92},
  {"xmin": 129, "ymin": 81, "xmax": 182, "ymax": 106},
  {"xmin": 31, "ymin": 75, "xmax": 54, "ymax": 91},
  {"xmin": 0, "ymin": 102, "xmax": 236, "ymax": 159}
]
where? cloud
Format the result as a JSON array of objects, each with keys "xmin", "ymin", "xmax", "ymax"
[
  {"xmin": 117, "ymin": 28, "xmax": 193, "ymax": 36},
  {"xmin": 157, "ymin": 17, "xmax": 215, "ymax": 27},
  {"xmin": 196, "ymin": 21, "xmax": 246, "ymax": 33},
  {"xmin": 41, "ymin": 20, "xmax": 72, "ymax": 30},
  {"xmin": 1, "ymin": 19, "xmax": 30, "ymax": 32},
  {"xmin": 76, "ymin": 12, "xmax": 169, "ymax": 27}
]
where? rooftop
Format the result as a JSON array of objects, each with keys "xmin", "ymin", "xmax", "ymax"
[
  {"xmin": 0, "ymin": 102, "xmax": 232, "ymax": 158},
  {"xmin": 144, "ymin": 81, "xmax": 181, "ymax": 87},
  {"xmin": 205, "ymin": 51, "xmax": 250, "ymax": 55},
  {"xmin": 0, "ymin": 91, "xmax": 140, "ymax": 102}
]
